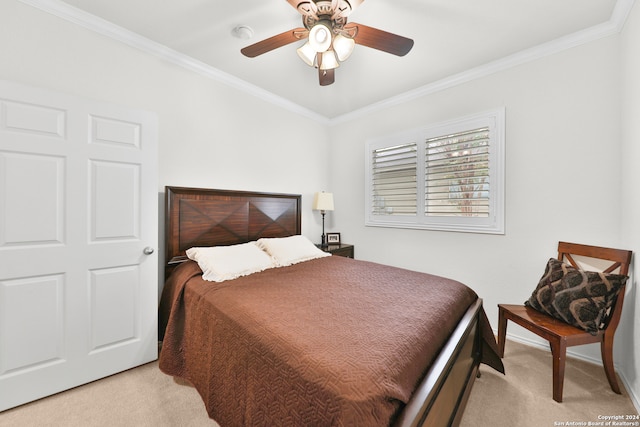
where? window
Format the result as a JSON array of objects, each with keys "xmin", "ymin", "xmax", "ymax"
[{"xmin": 365, "ymin": 108, "xmax": 505, "ymax": 234}]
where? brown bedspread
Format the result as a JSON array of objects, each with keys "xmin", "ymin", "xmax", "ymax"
[{"xmin": 159, "ymin": 256, "xmax": 498, "ymax": 426}]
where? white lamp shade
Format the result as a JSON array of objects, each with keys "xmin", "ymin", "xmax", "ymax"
[
  {"xmin": 333, "ymin": 33, "xmax": 355, "ymax": 61},
  {"xmin": 313, "ymin": 192, "xmax": 334, "ymax": 211},
  {"xmin": 296, "ymin": 42, "xmax": 316, "ymax": 67},
  {"xmin": 319, "ymin": 50, "xmax": 339, "ymax": 70},
  {"xmin": 309, "ymin": 23, "xmax": 332, "ymax": 53}
]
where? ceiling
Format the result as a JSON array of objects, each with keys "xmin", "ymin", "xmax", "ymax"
[{"xmin": 36, "ymin": 0, "xmax": 627, "ymax": 120}]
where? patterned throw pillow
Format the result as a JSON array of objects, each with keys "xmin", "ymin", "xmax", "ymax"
[{"xmin": 525, "ymin": 258, "xmax": 627, "ymax": 335}]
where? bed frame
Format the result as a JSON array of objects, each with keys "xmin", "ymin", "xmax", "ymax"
[{"xmin": 164, "ymin": 186, "xmax": 494, "ymax": 427}]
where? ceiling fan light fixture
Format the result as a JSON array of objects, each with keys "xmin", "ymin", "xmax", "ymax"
[
  {"xmin": 296, "ymin": 41, "xmax": 317, "ymax": 67},
  {"xmin": 309, "ymin": 22, "xmax": 332, "ymax": 52},
  {"xmin": 332, "ymin": 33, "xmax": 355, "ymax": 61},
  {"xmin": 242, "ymin": 1, "xmax": 414, "ymax": 86},
  {"xmin": 319, "ymin": 50, "xmax": 339, "ymax": 70}
]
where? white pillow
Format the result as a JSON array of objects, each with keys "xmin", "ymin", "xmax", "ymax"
[
  {"xmin": 256, "ymin": 235, "xmax": 330, "ymax": 267},
  {"xmin": 185, "ymin": 242, "xmax": 276, "ymax": 282}
]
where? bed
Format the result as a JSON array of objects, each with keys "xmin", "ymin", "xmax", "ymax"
[{"xmin": 158, "ymin": 186, "xmax": 504, "ymax": 427}]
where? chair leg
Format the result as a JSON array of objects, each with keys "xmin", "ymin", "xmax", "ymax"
[
  {"xmin": 497, "ymin": 307, "xmax": 507, "ymax": 358},
  {"xmin": 601, "ymin": 333, "xmax": 621, "ymax": 394},
  {"xmin": 550, "ymin": 339, "xmax": 567, "ymax": 403}
]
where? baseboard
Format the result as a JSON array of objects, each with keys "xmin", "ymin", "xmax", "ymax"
[
  {"xmin": 499, "ymin": 330, "xmax": 640, "ymax": 414},
  {"xmin": 618, "ymin": 372, "xmax": 640, "ymax": 414}
]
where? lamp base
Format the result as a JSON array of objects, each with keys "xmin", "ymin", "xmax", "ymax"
[{"xmin": 320, "ymin": 211, "xmax": 327, "ymax": 248}]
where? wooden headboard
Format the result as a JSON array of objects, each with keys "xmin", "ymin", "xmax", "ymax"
[{"xmin": 165, "ymin": 186, "xmax": 301, "ymax": 279}]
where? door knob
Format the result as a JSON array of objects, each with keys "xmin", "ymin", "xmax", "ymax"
[{"xmin": 143, "ymin": 247, "xmax": 154, "ymax": 255}]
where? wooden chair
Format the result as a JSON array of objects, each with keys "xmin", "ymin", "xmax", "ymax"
[{"xmin": 497, "ymin": 241, "xmax": 632, "ymax": 402}]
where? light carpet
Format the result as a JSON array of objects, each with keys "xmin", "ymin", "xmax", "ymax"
[
  {"xmin": 2, "ymin": 341, "xmax": 637, "ymax": 426},
  {"xmin": 459, "ymin": 340, "xmax": 639, "ymax": 426}
]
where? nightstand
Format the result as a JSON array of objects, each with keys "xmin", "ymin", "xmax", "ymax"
[{"xmin": 317, "ymin": 243, "xmax": 354, "ymax": 258}]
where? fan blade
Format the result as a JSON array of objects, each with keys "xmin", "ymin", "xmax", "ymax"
[
  {"xmin": 319, "ymin": 68, "xmax": 335, "ymax": 86},
  {"xmin": 241, "ymin": 28, "xmax": 307, "ymax": 58},
  {"xmin": 346, "ymin": 22, "xmax": 414, "ymax": 56}
]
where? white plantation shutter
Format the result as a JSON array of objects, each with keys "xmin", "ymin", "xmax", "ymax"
[
  {"xmin": 425, "ymin": 127, "xmax": 490, "ymax": 217},
  {"xmin": 371, "ymin": 143, "xmax": 417, "ymax": 216},
  {"xmin": 365, "ymin": 108, "xmax": 504, "ymax": 234}
]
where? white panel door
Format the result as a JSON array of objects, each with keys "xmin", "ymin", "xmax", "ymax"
[{"xmin": 0, "ymin": 80, "xmax": 158, "ymax": 411}]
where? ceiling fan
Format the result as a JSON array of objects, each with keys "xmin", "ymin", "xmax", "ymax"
[{"xmin": 240, "ymin": 0, "xmax": 414, "ymax": 86}]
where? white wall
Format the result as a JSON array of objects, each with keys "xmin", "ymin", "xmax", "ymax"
[
  {"xmin": 0, "ymin": 1, "xmax": 331, "ymax": 288},
  {"xmin": 328, "ymin": 34, "xmax": 622, "ymax": 311},
  {"xmin": 329, "ymin": 22, "xmax": 637, "ymax": 401},
  {"xmin": 2, "ymin": 0, "xmax": 638, "ymax": 409},
  {"xmin": 620, "ymin": 0, "xmax": 640, "ymax": 408}
]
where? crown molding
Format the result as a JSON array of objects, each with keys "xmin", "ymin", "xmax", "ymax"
[
  {"xmin": 18, "ymin": 0, "xmax": 331, "ymax": 125},
  {"xmin": 20, "ymin": 0, "xmax": 635, "ymax": 127},
  {"xmin": 611, "ymin": 0, "xmax": 637, "ymax": 31},
  {"xmin": 331, "ymin": 0, "xmax": 636, "ymax": 125}
]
